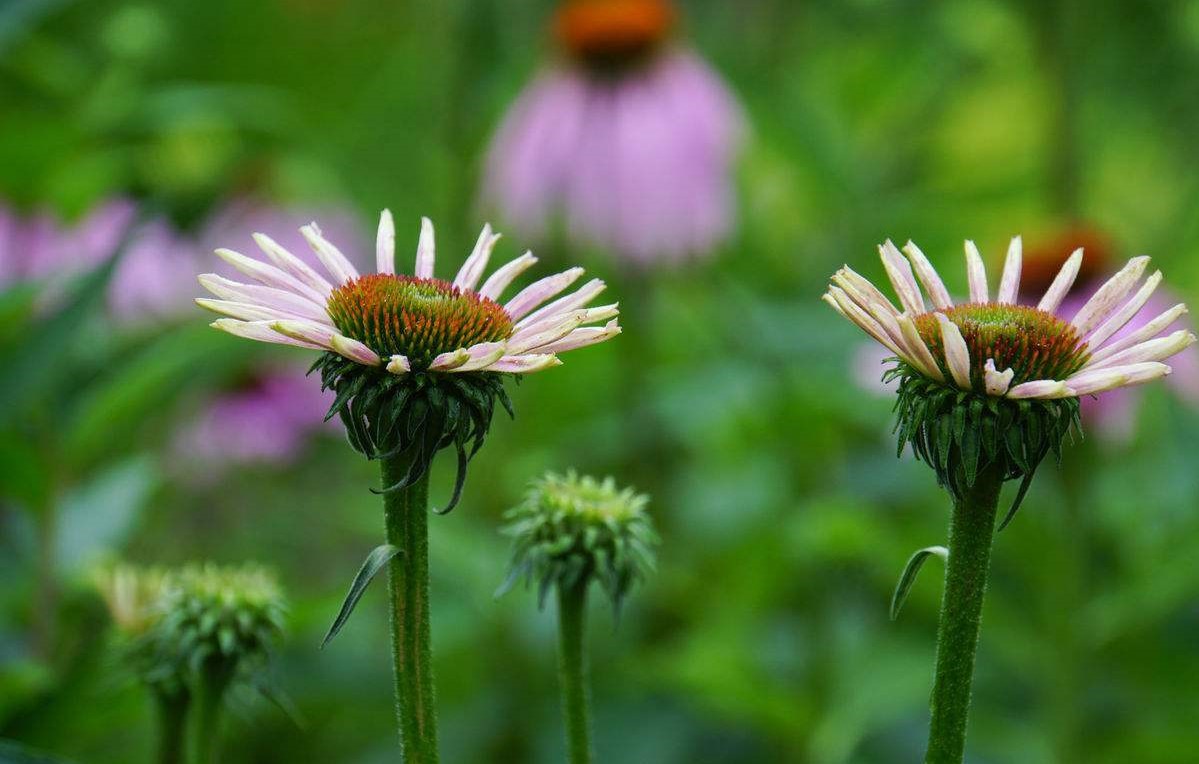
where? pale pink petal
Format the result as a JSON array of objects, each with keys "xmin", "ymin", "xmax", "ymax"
[
  {"xmin": 516, "ymin": 278, "xmax": 606, "ymax": 328},
  {"xmin": 1066, "ymin": 362, "xmax": 1171, "ymax": 396},
  {"xmin": 995, "ymin": 236, "xmax": 1022, "ymax": 304},
  {"xmin": 376, "ymin": 209, "xmax": 396, "ymax": 275},
  {"xmin": 490, "ymin": 353, "xmax": 562, "ymax": 374},
  {"xmin": 478, "ymin": 252, "xmax": 538, "ymax": 301},
  {"xmin": 897, "ymin": 314, "xmax": 945, "ymax": 382},
  {"xmin": 878, "ymin": 240, "xmax": 924, "ymax": 315},
  {"xmin": 214, "ymin": 248, "xmax": 327, "ymax": 304},
  {"xmin": 1036, "ymin": 247, "xmax": 1083, "ymax": 314},
  {"xmin": 534, "ymin": 320, "xmax": 621, "ymax": 354},
  {"xmin": 329, "ymin": 333, "xmax": 381, "ymax": 366},
  {"xmin": 1084, "ymin": 329, "xmax": 1196, "ymax": 370},
  {"xmin": 1006, "ymin": 379, "xmax": 1072, "ymax": 399},
  {"xmin": 198, "ymin": 273, "xmax": 331, "ymax": 324},
  {"xmin": 826, "ymin": 288, "xmax": 902, "ymax": 356},
  {"xmin": 300, "ymin": 223, "xmax": 360, "ymax": 284},
  {"xmin": 832, "ymin": 267, "xmax": 900, "ymax": 318},
  {"xmin": 963, "ymin": 240, "xmax": 989, "ymax": 303},
  {"xmin": 210, "ymin": 319, "xmax": 324, "ymax": 349},
  {"xmin": 1086, "ymin": 271, "xmax": 1162, "ymax": 348},
  {"xmin": 453, "ymin": 224, "xmax": 499, "ymax": 291},
  {"xmin": 386, "ymin": 355, "xmax": 411, "ymax": 375},
  {"xmin": 271, "ymin": 319, "xmax": 339, "ymax": 349},
  {"xmin": 195, "ymin": 298, "xmax": 305, "ymax": 323},
  {"xmin": 935, "ymin": 313, "xmax": 972, "ymax": 388},
  {"xmin": 903, "ymin": 241, "xmax": 953, "ymax": 310},
  {"xmin": 442, "ymin": 341, "xmax": 507, "ymax": 372},
  {"xmin": 414, "ymin": 216, "xmax": 435, "ymax": 279},
  {"xmin": 1089, "ymin": 304, "xmax": 1188, "ymax": 364},
  {"xmin": 1070, "ymin": 256, "xmax": 1150, "ymax": 336},
  {"xmin": 984, "ymin": 359, "xmax": 1014, "ymax": 396},
  {"xmin": 428, "ymin": 347, "xmax": 471, "ymax": 371},
  {"xmin": 252, "ymin": 233, "xmax": 335, "ymax": 298},
  {"xmin": 504, "ymin": 266, "xmax": 585, "ymax": 321},
  {"xmin": 507, "ymin": 310, "xmax": 588, "ymax": 354}
]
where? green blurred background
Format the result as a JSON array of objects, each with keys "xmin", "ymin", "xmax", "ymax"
[{"xmin": 2, "ymin": 0, "xmax": 1199, "ymax": 762}]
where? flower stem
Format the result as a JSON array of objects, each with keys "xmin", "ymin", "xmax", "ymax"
[
  {"xmin": 191, "ymin": 660, "xmax": 234, "ymax": 764},
  {"xmin": 152, "ymin": 687, "xmax": 190, "ymax": 764},
  {"xmin": 925, "ymin": 463, "xmax": 1004, "ymax": 764},
  {"xmin": 556, "ymin": 579, "xmax": 593, "ymax": 764},
  {"xmin": 380, "ymin": 459, "xmax": 439, "ymax": 763}
]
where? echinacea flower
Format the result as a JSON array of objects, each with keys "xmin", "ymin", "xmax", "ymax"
[
  {"xmin": 481, "ymin": 0, "xmax": 743, "ymax": 265},
  {"xmin": 197, "ymin": 212, "xmax": 620, "ymax": 504}
]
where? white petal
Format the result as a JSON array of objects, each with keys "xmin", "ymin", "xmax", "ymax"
[
  {"xmin": 271, "ymin": 319, "xmax": 338, "ymax": 349},
  {"xmin": 329, "ymin": 333, "xmax": 381, "ymax": 366},
  {"xmin": 253, "ymin": 233, "xmax": 334, "ymax": 297},
  {"xmin": 903, "ymin": 241, "xmax": 953, "ymax": 310},
  {"xmin": 414, "ymin": 216, "xmax": 435, "ymax": 279},
  {"xmin": 376, "ymin": 209, "xmax": 396, "ymax": 275},
  {"xmin": 443, "ymin": 341, "xmax": 507, "ymax": 372},
  {"xmin": 1006, "ymin": 379, "xmax": 1072, "ymax": 399},
  {"xmin": 504, "ymin": 267, "xmax": 584, "ymax": 321},
  {"xmin": 996, "ymin": 236, "xmax": 1022, "ymax": 304},
  {"xmin": 428, "ymin": 347, "xmax": 470, "ymax": 371},
  {"xmin": 897, "ymin": 314, "xmax": 945, "ymax": 382},
  {"xmin": 214, "ymin": 248, "xmax": 327, "ymax": 304},
  {"xmin": 534, "ymin": 320, "xmax": 621, "ymax": 354},
  {"xmin": 489, "ymin": 353, "xmax": 562, "ymax": 374},
  {"xmin": 300, "ymin": 223, "xmax": 359, "ymax": 284},
  {"xmin": 1036, "ymin": 248, "xmax": 1083, "ymax": 314},
  {"xmin": 1065, "ymin": 361, "xmax": 1171, "ymax": 396},
  {"xmin": 878, "ymin": 240, "xmax": 924, "ymax": 315},
  {"xmin": 1083, "ymin": 329, "xmax": 1196, "ymax": 370},
  {"xmin": 478, "ymin": 252, "xmax": 538, "ymax": 301},
  {"xmin": 984, "ymin": 359, "xmax": 1014, "ymax": 396},
  {"xmin": 833, "ymin": 266, "xmax": 900, "ymax": 316},
  {"xmin": 196, "ymin": 298, "xmax": 301, "ymax": 323},
  {"xmin": 453, "ymin": 225, "xmax": 499, "ymax": 291},
  {"xmin": 516, "ymin": 278, "xmax": 606, "ymax": 328},
  {"xmin": 386, "ymin": 355, "xmax": 411, "ymax": 375},
  {"xmin": 1070, "ymin": 256, "xmax": 1150, "ymax": 336},
  {"xmin": 826, "ymin": 288, "xmax": 902, "ymax": 356},
  {"xmin": 198, "ymin": 273, "xmax": 331, "ymax": 323},
  {"xmin": 1088, "ymin": 303, "xmax": 1188, "ymax": 364},
  {"xmin": 935, "ymin": 312, "xmax": 972, "ymax": 389},
  {"xmin": 508, "ymin": 310, "xmax": 588, "ymax": 354},
  {"xmin": 963, "ymin": 240, "xmax": 989, "ymax": 303},
  {"xmin": 210, "ymin": 318, "xmax": 323, "ymax": 349},
  {"xmin": 1085, "ymin": 271, "xmax": 1162, "ymax": 349}
]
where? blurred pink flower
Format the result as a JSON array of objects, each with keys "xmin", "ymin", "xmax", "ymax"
[{"xmin": 481, "ymin": 0, "xmax": 743, "ymax": 266}]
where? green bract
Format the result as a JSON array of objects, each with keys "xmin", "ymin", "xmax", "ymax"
[
  {"xmin": 498, "ymin": 472, "xmax": 658, "ymax": 613},
  {"xmin": 887, "ymin": 361, "xmax": 1082, "ymax": 529},
  {"xmin": 312, "ymin": 353, "xmax": 513, "ymax": 513}
]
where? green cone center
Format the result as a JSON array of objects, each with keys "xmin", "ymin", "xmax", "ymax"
[
  {"xmin": 914, "ymin": 303, "xmax": 1091, "ymax": 388},
  {"xmin": 326, "ymin": 274, "xmax": 513, "ymax": 370}
]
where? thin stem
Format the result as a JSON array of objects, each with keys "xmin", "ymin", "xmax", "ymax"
[
  {"xmin": 925, "ymin": 463, "xmax": 1004, "ymax": 764},
  {"xmin": 32, "ymin": 495, "xmax": 57, "ymax": 660},
  {"xmin": 191, "ymin": 660, "xmax": 234, "ymax": 764},
  {"xmin": 556, "ymin": 579, "xmax": 593, "ymax": 764},
  {"xmin": 381, "ymin": 459, "xmax": 439, "ymax": 763},
  {"xmin": 152, "ymin": 686, "xmax": 190, "ymax": 764}
]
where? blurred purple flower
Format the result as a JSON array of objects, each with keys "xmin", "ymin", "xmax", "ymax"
[{"xmin": 481, "ymin": 0, "xmax": 743, "ymax": 266}]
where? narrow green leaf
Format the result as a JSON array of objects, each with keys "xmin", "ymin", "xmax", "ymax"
[
  {"xmin": 890, "ymin": 545, "xmax": 948, "ymax": 621},
  {"xmin": 321, "ymin": 544, "xmax": 401, "ymax": 649}
]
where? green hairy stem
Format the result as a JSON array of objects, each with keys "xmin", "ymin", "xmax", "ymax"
[{"xmin": 556, "ymin": 579, "xmax": 594, "ymax": 764}]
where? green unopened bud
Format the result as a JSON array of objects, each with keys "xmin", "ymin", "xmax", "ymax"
[{"xmin": 499, "ymin": 471, "xmax": 658, "ymax": 613}]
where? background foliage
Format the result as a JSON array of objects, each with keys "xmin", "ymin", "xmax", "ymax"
[{"xmin": 2, "ymin": 0, "xmax": 1198, "ymax": 762}]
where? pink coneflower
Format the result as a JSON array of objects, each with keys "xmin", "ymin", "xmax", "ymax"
[
  {"xmin": 1019, "ymin": 229, "xmax": 1199, "ymax": 441},
  {"xmin": 481, "ymin": 0, "xmax": 743, "ymax": 266}
]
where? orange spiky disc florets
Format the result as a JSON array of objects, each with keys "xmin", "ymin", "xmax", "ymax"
[
  {"xmin": 326, "ymin": 274, "xmax": 513, "ymax": 370},
  {"xmin": 554, "ymin": 0, "xmax": 675, "ymax": 69}
]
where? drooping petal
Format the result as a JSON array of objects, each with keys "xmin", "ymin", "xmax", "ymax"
[
  {"xmin": 825, "ymin": 288, "xmax": 902, "ymax": 356},
  {"xmin": 1006, "ymin": 379, "xmax": 1072, "ymax": 399},
  {"xmin": 376, "ymin": 209, "xmax": 396, "ymax": 275},
  {"xmin": 995, "ymin": 236, "xmax": 1022, "ymax": 304},
  {"xmin": 198, "ymin": 273, "xmax": 332, "ymax": 323},
  {"xmin": 252, "ymin": 233, "xmax": 335, "ymax": 298},
  {"xmin": 195, "ymin": 298, "xmax": 303, "ymax": 323},
  {"xmin": 535, "ymin": 320, "xmax": 621, "ymax": 354},
  {"xmin": 428, "ymin": 347, "xmax": 470, "ymax": 371},
  {"xmin": 507, "ymin": 310, "xmax": 588, "ymax": 354},
  {"xmin": 1085, "ymin": 271, "xmax": 1162, "ymax": 348},
  {"xmin": 878, "ymin": 240, "xmax": 924, "ymax": 314},
  {"xmin": 210, "ymin": 318, "xmax": 323, "ymax": 349},
  {"xmin": 1084, "ymin": 329, "xmax": 1196, "ymax": 370},
  {"xmin": 414, "ymin": 216, "xmax": 435, "ymax": 279},
  {"xmin": 1070, "ymin": 256, "xmax": 1150, "ymax": 336},
  {"xmin": 963, "ymin": 240, "xmax": 989, "ymax": 303},
  {"xmin": 490, "ymin": 353, "xmax": 562, "ymax": 374},
  {"xmin": 453, "ymin": 224, "xmax": 499, "ymax": 291},
  {"xmin": 504, "ymin": 267, "xmax": 585, "ymax": 321},
  {"xmin": 935, "ymin": 312, "xmax": 972, "ymax": 389},
  {"xmin": 903, "ymin": 241, "xmax": 953, "ymax": 310},
  {"xmin": 444, "ymin": 341, "xmax": 507, "ymax": 372},
  {"xmin": 897, "ymin": 314, "xmax": 945, "ymax": 382},
  {"xmin": 386, "ymin": 355, "xmax": 411, "ymax": 375},
  {"xmin": 329, "ymin": 333, "xmax": 381, "ymax": 366},
  {"xmin": 271, "ymin": 319, "xmax": 338, "ymax": 349},
  {"xmin": 213, "ymin": 248, "xmax": 327, "ymax": 304},
  {"xmin": 984, "ymin": 359, "xmax": 1014, "ymax": 396},
  {"xmin": 478, "ymin": 252, "xmax": 538, "ymax": 300},
  {"xmin": 300, "ymin": 223, "xmax": 359, "ymax": 284},
  {"xmin": 516, "ymin": 278, "xmax": 606, "ymax": 328},
  {"xmin": 1088, "ymin": 303, "xmax": 1187, "ymax": 364},
  {"xmin": 1036, "ymin": 247, "xmax": 1083, "ymax": 314},
  {"xmin": 1065, "ymin": 361, "xmax": 1171, "ymax": 396}
]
